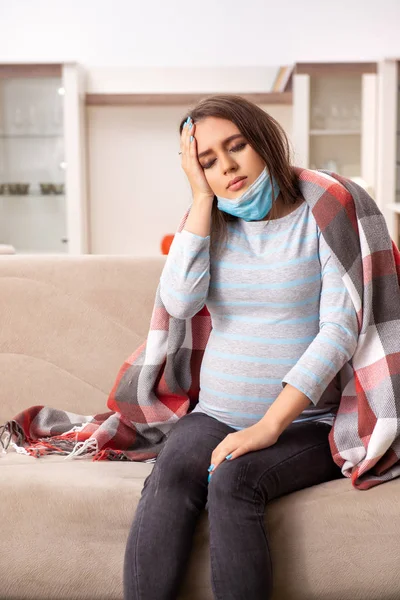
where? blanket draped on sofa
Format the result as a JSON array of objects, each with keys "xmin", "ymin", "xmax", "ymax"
[{"xmin": 2, "ymin": 168, "xmax": 400, "ymax": 491}]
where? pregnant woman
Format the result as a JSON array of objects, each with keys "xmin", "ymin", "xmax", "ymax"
[{"xmin": 123, "ymin": 94, "xmax": 356, "ymax": 600}]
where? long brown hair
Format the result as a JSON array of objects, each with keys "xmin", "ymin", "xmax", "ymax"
[{"xmin": 179, "ymin": 94, "xmax": 300, "ymax": 254}]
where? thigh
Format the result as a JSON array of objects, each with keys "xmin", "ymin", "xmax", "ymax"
[
  {"xmin": 211, "ymin": 420, "xmax": 343, "ymax": 504},
  {"xmin": 150, "ymin": 411, "xmax": 235, "ymax": 484}
]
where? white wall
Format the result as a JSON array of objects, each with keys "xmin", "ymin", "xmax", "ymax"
[
  {"xmin": 1, "ymin": 0, "xmax": 400, "ymax": 66},
  {"xmin": 85, "ymin": 64, "xmax": 293, "ymax": 255},
  {"xmin": 87, "ymin": 102, "xmax": 292, "ymax": 256},
  {"xmin": 1, "ymin": 0, "xmax": 399, "ymax": 255}
]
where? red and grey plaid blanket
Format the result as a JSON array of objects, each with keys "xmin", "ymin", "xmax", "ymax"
[{"xmin": 1, "ymin": 168, "xmax": 400, "ymax": 491}]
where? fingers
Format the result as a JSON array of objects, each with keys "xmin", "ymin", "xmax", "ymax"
[
  {"xmin": 180, "ymin": 116, "xmax": 195, "ymax": 158},
  {"xmin": 210, "ymin": 449, "xmax": 234, "ymax": 471},
  {"xmin": 179, "ymin": 117, "xmax": 213, "ymax": 202},
  {"xmin": 179, "ymin": 117, "xmax": 189, "ymax": 155},
  {"xmin": 189, "ymin": 126, "xmax": 197, "ymax": 158},
  {"xmin": 185, "ymin": 118, "xmax": 191, "ymax": 156},
  {"xmin": 208, "ymin": 443, "xmax": 235, "ymax": 481}
]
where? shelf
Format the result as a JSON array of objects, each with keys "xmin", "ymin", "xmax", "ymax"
[
  {"xmin": 14, "ymin": 250, "xmax": 68, "ymax": 255},
  {"xmin": 0, "ymin": 64, "xmax": 63, "ymax": 78},
  {"xmin": 310, "ymin": 129, "xmax": 361, "ymax": 136},
  {"xmin": 0, "ymin": 194, "xmax": 65, "ymax": 198},
  {"xmin": 85, "ymin": 91, "xmax": 293, "ymax": 106},
  {"xmin": 295, "ymin": 62, "xmax": 377, "ymax": 76},
  {"xmin": 0, "ymin": 134, "xmax": 63, "ymax": 139}
]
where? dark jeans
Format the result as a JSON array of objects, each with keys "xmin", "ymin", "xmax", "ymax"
[{"xmin": 123, "ymin": 411, "xmax": 343, "ymax": 600}]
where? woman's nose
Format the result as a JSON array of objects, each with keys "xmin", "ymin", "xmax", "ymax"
[{"xmin": 222, "ymin": 158, "xmax": 237, "ymax": 173}]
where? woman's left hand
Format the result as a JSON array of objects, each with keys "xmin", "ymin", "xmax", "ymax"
[{"xmin": 208, "ymin": 420, "xmax": 281, "ymax": 477}]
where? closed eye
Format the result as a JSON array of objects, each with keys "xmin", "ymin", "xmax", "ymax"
[{"xmin": 202, "ymin": 143, "xmax": 247, "ymax": 170}]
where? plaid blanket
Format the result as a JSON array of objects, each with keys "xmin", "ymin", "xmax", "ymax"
[{"xmin": 2, "ymin": 168, "xmax": 400, "ymax": 491}]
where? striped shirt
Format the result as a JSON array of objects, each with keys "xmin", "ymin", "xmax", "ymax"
[{"xmin": 159, "ymin": 199, "xmax": 358, "ymax": 430}]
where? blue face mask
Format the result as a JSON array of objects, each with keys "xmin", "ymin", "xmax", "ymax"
[{"xmin": 216, "ymin": 167, "xmax": 280, "ymax": 222}]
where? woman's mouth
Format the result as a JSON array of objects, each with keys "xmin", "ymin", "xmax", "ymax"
[{"xmin": 229, "ymin": 177, "xmax": 247, "ymax": 191}]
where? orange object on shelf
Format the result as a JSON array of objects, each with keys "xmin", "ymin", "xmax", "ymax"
[{"xmin": 161, "ymin": 234, "xmax": 175, "ymax": 255}]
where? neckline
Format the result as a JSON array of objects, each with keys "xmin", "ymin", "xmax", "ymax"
[{"xmin": 239, "ymin": 199, "xmax": 307, "ymax": 229}]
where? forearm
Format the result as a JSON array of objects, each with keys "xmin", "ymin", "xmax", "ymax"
[
  {"xmin": 258, "ymin": 384, "xmax": 312, "ymax": 437},
  {"xmin": 183, "ymin": 196, "xmax": 213, "ymax": 238},
  {"xmin": 159, "ymin": 229, "xmax": 211, "ymax": 319}
]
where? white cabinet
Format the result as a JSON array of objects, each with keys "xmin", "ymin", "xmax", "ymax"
[
  {"xmin": 376, "ymin": 59, "xmax": 400, "ymax": 244},
  {"xmin": 292, "ymin": 63, "xmax": 378, "ymax": 198},
  {"xmin": 0, "ymin": 63, "xmax": 88, "ymax": 254}
]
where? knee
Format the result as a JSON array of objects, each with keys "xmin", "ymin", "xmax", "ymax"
[
  {"xmin": 207, "ymin": 459, "xmax": 247, "ymax": 501},
  {"xmin": 153, "ymin": 439, "xmax": 208, "ymax": 490}
]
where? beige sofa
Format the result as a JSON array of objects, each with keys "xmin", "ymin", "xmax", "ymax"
[{"xmin": 1, "ymin": 255, "xmax": 400, "ymax": 600}]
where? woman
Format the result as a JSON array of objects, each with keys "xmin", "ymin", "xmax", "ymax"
[{"xmin": 123, "ymin": 95, "xmax": 357, "ymax": 600}]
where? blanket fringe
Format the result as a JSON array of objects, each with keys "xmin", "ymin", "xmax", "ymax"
[
  {"xmin": 0, "ymin": 420, "xmax": 23, "ymax": 453},
  {"xmin": 0, "ymin": 420, "xmax": 101, "ymax": 460},
  {"xmin": 63, "ymin": 437, "xmax": 99, "ymax": 460}
]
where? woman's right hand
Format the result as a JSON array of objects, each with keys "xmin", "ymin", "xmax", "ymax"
[{"xmin": 180, "ymin": 117, "xmax": 215, "ymax": 202}]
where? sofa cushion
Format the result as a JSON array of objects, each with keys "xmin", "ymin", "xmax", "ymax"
[
  {"xmin": 0, "ymin": 255, "xmax": 165, "ymax": 423},
  {"xmin": 1, "ymin": 256, "xmax": 400, "ymax": 600},
  {"xmin": 2, "ymin": 448, "xmax": 400, "ymax": 600}
]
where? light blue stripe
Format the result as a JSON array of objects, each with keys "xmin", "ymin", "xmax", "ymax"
[
  {"xmin": 199, "ymin": 399, "xmax": 266, "ymax": 419},
  {"xmin": 320, "ymin": 306, "xmax": 356, "ymax": 316},
  {"xmin": 306, "ymin": 351, "xmax": 336, "ymax": 371},
  {"xmin": 224, "ymin": 242, "xmax": 253, "ymax": 256},
  {"xmin": 202, "ymin": 366, "xmax": 282, "ymax": 385},
  {"xmin": 197, "ymin": 403, "xmax": 334, "ymax": 425},
  {"xmin": 167, "ymin": 264, "xmax": 340, "ymax": 289},
  {"xmin": 212, "ymin": 330, "xmax": 316, "ymax": 345},
  {"xmin": 225, "ymin": 231, "xmax": 318, "ymax": 257},
  {"xmin": 198, "ymin": 397, "xmax": 335, "ymax": 426},
  {"xmin": 197, "ymin": 399, "xmax": 335, "ymax": 427},
  {"xmin": 213, "ymin": 253, "xmax": 320, "ymax": 271},
  {"xmin": 161, "ymin": 283, "xmax": 205, "ymax": 301},
  {"xmin": 219, "ymin": 314, "xmax": 319, "ymax": 325},
  {"xmin": 323, "ymin": 268, "xmax": 338, "ymax": 275},
  {"xmin": 210, "ymin": 272, "xmax": 321, "ymax": 290},
  {"xmin": 317, "ymin": 334, "xmax": 349, "ymax": 355},
  {"xmin": 321, "ymin": 321, "xmax": 358, "ymax": 341},
  {"xmin": 210, "ymin": 294, "xmax": 321, "ymax": 308},
  {"xmin": 169, "ymin": 262, "xmax": 209, "ymax": 279},
  {"xmin": 183, "ymin": 250, "xmax": 209, "ymax": 258},
  {"xmin": 201, "ymin": 384, "xmax": 275, "ymax": 403},
  {"xmin": 227, "ymin": 215, "xmax": 311, "ymax": 240},
  {"xmin": 206, "ymin": 348, "xmax": 297, "ymax": 365},
  {"xmin": 292, "ymin": 365, "xmax": 323, "ymax": 384}
]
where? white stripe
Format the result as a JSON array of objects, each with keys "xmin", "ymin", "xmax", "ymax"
[
  {"xmin": 352, "ymin": 324, "xmax": 385, "ymax": 370},
  {"xmin": 365, "ymin": 418, "xmax": 398, "ymax": 461},
  {"xmin": 144, "ymin": 329, "xmax": 169, "ymax": 365},
  {"xmin": 181, "ymin": 321, "xmax": 193, "ymax": 350},
  {"xmin": 342, "ymin": 272, "xmax": 361, "ymax": 314}
]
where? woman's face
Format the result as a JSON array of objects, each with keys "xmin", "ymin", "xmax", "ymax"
[{"xmin": 194, "ymin": 116, "xmax": 266, "ymax": 198}]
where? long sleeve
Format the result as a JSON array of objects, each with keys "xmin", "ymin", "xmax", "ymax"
[
  {"xmin": 159, "ymin": 229, "xmax": 211, "ymax": 319},
  {"xmin": 281, "ymin": 229, "xmax": 359, "ymax": 406}
]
